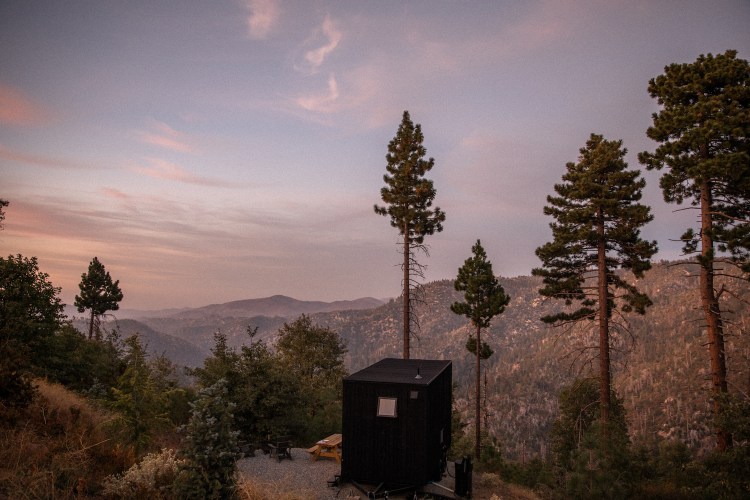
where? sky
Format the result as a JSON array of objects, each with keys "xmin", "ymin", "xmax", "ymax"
[{"xmin": 1, "ymin": 1, "xmax": 749, "ymax": 310}]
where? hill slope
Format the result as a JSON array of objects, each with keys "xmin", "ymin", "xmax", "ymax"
[
  {"xmin": 305, "ymin": 262, "xmax": 749, "ymax": 460},
  {"xmin": 93, "ymin": 263, "xmax": 748, "ymax": 460}
]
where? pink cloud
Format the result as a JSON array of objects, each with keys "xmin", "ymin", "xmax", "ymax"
[
  {"xmin": 0, "ymin": 144, "xmax": 88, "ymax": 169},
  {"xmin": 133, "ymin": 157, "xmax": 234, "ymax": 187},
  {"xmin": 102, "ymin": 187, "xmax": 130, "ymax": 200},
  {"xmin": 294, "ymin": 74, "xmax": 340, "ymax": 113},
  {"xmin": 138, "ymin": 121, "xmax": 195, "ymax": 153},
  {"xmin": 243, "ymin": 0, "xmax": 280, "ymax": 39},
  {"xmin": 0, "ymin": 85, "xmax": 53, "ymax": 126},
  {"xmin": 303, "ymin": 16, "xmax": 342, "ymax": 72}
]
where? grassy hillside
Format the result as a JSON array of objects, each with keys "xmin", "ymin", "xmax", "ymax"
[{"xmin": 0, "ymin": 380, "xmax": 133, "ymax": 498}]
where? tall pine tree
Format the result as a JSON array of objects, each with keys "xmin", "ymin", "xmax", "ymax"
[
  {"xmin": 75, "ymin": 257, "xmax": 123, "ymax": 340},
  {"xmin": 451, "ymin": 239, "xmax": 509, "ymax": 460},
  {"xmin": 375, "ymin": 110, "xmax": 445, "ymax": 359},
  {"xmin": 534, "ymin": 134, "xmax": 657, "ymax": 434},
  {"xmin": 639, "ymin": 50, "xmax": 750, "ymax": 451}
]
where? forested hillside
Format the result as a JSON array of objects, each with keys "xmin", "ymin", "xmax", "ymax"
[
  {"xmin": 92, "ymin": 260, "xmax": 749, "ymax": 461},
  {"xmin": 321, "ymin": 261, "xmax": 749, "ymax": 460}
]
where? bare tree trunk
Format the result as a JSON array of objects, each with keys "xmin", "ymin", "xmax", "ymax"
[
  {"xmin": 475, "ymin": 322, "xmax": 482, "ymax": 460},
  {"xmin": 403, "ymin": 230, "xmax": 410, "ymax": 360},
  {"xmin": 700, "ymin": 179, "xmax": 732, "ymax": 451},
  {"xmin": 597, "ymin": 207, "xmax": 611, "ymax": 433}
]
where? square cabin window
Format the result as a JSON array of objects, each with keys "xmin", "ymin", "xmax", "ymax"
[{"xmin": 377, "ymin": 397, "xmax": 397, "ymax": 417}]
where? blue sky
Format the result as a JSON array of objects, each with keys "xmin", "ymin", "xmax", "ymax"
[{"xmin": 1, "ymin": 0, "xmax": 749, "ymax": 309}]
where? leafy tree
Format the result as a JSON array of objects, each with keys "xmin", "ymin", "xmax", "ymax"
[
  {"xmin": 189, "ymin": 330, "xmax": 242, "ymax": 396},
  {"xmin": 639, "ymin": 50, "xmax": 750, "ymax": 451},
  {"xmin": 112, "ymin": 335, "xmax": 169, "ymax": 457},
  {"xmin": 237, "ymin": 329, "xmax": 304, "ymax": 440},
  {"xmin": 0, "ymin": 254, "xmax": 65, "ymax": 409},
  {"xmin": 451, "ymin": 240, "xmax": 510, "ymax": 460},
  {"xmin": 149, "ymin": 353, "xmax": 193, "ymax": 426},
  {"xmin": 40, "ymin": 323, "xmax": 124, "ymax": 394},
  {"xmin": 275, "ymin": 314, "xmax": 347, "ymax": 441},
  {"xmin": 75, "ymin": 257, "xmax": 123, "ymax": 340},
  {"xmin": 533, "ymin": 134, "xmax": 657, "ymax": 433},
  {"xmin": 190, "ymin": 328, "xmax": 303, "ymax": 441},
  {"xmin": 375, "ymin": 110, "xmax": 446, "ymax": 359},
  {"xmin": 174, "ymin": 379, "xmax": 240, "ymax": 500}
]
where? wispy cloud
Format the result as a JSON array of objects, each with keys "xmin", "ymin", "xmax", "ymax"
[
  {"xmin": 294, "ymin": 74, "xmax": 340, "ymax": 113},
  {"xmin": 102, "ymin": 187, "xmax": 130, "ymax": 200},
  {"xmin": 0, "ymin": 85, "xmax": 53, "ymax": 126},
  {"xmin": 138, "ymin": 121, "xmax": 195, "ymax": 153},
  {"xmin": 242, "ymin": 0, "xmax": 280, "ymax": 39},
  {"xmin": 299, "ymin": 15, "xmax": 342, "ymax": 73},
  {"xmin": 0, "ymin": 144, "xmax": 89, "ymax": 169},
  {"xmin": 133, "ymin": 158, "xmax": 235, "ymax": 187}
]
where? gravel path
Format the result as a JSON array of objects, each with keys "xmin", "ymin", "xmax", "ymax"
[
  {"xmin": 237, "ymin": 448, "xmax": 462, "ymax": 499},
  {"xmin": 237, "ymin": 447, "xmax": 344, "ymax": 499}
]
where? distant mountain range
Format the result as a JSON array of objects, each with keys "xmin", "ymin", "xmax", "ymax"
[
  {"xmin": 67, "ymin": 294, "xmax": 384, "ymax": 321},
  {"xmin": 75, "ymin": 262, "xmax": 749, "ymax": 461},
  {"xmin": 70, "ymin": 294, "xmax": 386, "ymax": 367}
]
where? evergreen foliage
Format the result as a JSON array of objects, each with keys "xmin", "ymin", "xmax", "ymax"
[
  {"xmin": 190, "ymin": 328, "xmax": 305, "ymax": 441},
  {"xmin": 0, "ymin": 198, "xmax": 7, "ymax": 228},
  {"xmin": 451, "ymin": 239, "xmax": 510, "ymax": 460},
  {"xmin": 533, "ymin": 134, "xmax": 657, "ymax": 428},
  {"xmin": 112, "ymin": 335, "xmax": 170, "ymax": 457},
  {"xmin": 75, "ymin": 256, "xmax": 124, "ymax": 340},
  {"xmin": 275, "ymin": 314, "xmax": 347, "ymax": 442},
  {"xmin": 550, "ymin": 378, "xmax": 632, "ymax": 499},
  {"xmin": 174, "ymin": 379, "xmax": 240, "ymax": 500},
  {"xmin": 0, "ymin": 254, "xmax": 65, "ymax": 410},
  {"xmin": 639, "ymin": 50, "xmax": 750, "ymax": 451},
  {"xmin": 375, "ymin": 110, "xmax": 446, "ymax": 359},
  {"xmin": 40, "ymin": 323, "xmax": 124, "ymax": 394}
]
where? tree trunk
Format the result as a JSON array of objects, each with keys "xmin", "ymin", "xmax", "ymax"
[
  {"xmin": 597, "ymin": 207, "xmax": 611, "ymax": 433},
  {"xmin": 475, "ymin": 322, "xmax": 482, "ymax": 460},
  {"xmin": 699, "ymin": 179, "xmax": 732, "ymax": 451},
  {"xmin": 88, "ymin": 309, "xmax": 95, "ymax": 340},
  {"xmin": 403, "ymin": 229, "xmax": 410, "ymax": 360}
]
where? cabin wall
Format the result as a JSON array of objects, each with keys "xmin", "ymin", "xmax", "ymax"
[{"xmin": 342, "ymin": 362, "xmax": 452, "ymax": 486}]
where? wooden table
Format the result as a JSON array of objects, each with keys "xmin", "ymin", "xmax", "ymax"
[{"xmin": 307, "ymin": 433, "xmax": 342, "ymax": 463}]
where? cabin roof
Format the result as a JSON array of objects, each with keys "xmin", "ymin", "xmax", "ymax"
[{"xmin": 344, "ymin": 358, "xmax": 451, "ymax": 386}]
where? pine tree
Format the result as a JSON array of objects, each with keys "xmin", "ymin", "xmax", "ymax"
[
  {"xmin": 375, "ymin": 110, "xmax": 446, "ymax": 359},
  {"xmin": 112, "ymin": 335, "xmax": 168, "ymax": 457},
  {"xmin": 175, "ymin": 379, "xmax": 240, "ymax": 500},
  {"xmin": 451, "ymin": 239, "xmax": 509, "ymax": 460},
  {"xmin": 74, "ymin": 257, "xmax": 123, "ymax": 340},
  {"xmin": 639, "ymin": 50, "xmax": 750, "ymax": 451},
  {"xmin": 534, "ymin": 134, "xmax": 657, "ymax": 434}
]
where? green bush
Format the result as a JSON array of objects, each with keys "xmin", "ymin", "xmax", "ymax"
[{"xmin": 174, "ymin": 380, "xmax": 240, "ymax": 499}]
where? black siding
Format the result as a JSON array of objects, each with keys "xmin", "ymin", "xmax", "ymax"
[{"xmin": 342, "ymin": 358, "xmax": 452, "ymax": 486}]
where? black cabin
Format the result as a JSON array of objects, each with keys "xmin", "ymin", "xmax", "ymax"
[{"xmin": 341, "ymin": 358, "xmax": 452, "ymax": 487}]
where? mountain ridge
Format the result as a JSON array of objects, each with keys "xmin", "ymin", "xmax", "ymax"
[{"xmin": 89, "ymin": 262, "xmax": 749, "ymax": 461}]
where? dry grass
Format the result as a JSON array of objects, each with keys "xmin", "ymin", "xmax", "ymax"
[
  {"xmin": 0, "ymin": 379, "xmax": 134, "ymax": 498},
  {"xmin": 237, "ymin": 477, "xmax": 317, "ymax": 500},
  {"xmin": 473, "ymin": 472, "xmax": 542, "ymax": 500}
]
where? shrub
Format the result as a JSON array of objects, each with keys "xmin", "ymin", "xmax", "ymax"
[
  {"xmin": 173, "ymin": 379, "xmax": 241, "ymax": 499},
  {"xmin": 102, "ymin": 448, "xmax": 183, "ymax": 499}
]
